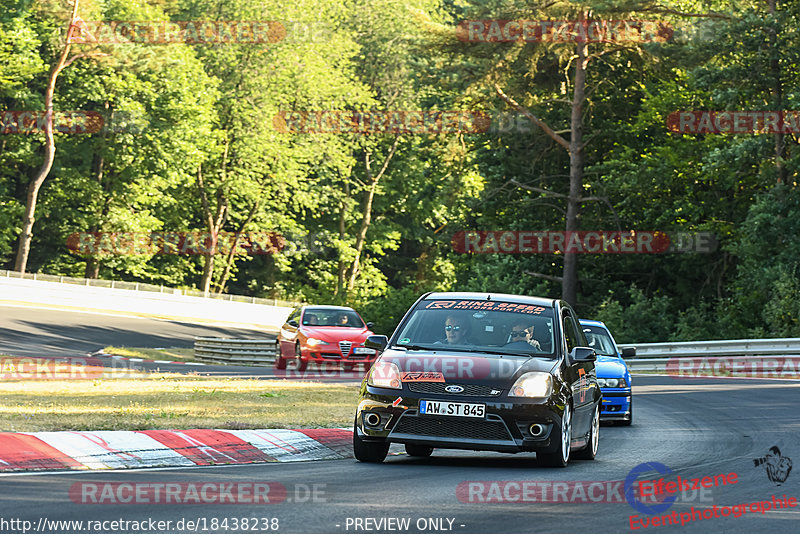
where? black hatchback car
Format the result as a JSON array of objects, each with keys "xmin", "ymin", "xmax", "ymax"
[{"xmin": 353, "ymin": 292, "xmax": 601, "ymax": 467}]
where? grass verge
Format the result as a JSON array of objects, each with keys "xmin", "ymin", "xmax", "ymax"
[
  {"xmin": 0, "ymin": 373, "xmax": 359, "ymax": 432},
  {"xmin": 102, "ymin": 346, "xmax": 200, "ymax": 363}
]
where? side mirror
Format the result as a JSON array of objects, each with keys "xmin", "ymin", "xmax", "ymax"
[
  {"xmin": 620, "ymin": 347, "xmax": 636, "ymax": 359},
  {"xmin": 366, "ymin": 322, "xmax": 375, "ymax": 329},
  {"xmin": 364, "ymin": 335, "xmax": 388, "ymax": 352},
  {"xmin": 287, "ymin": 319, "xmax": 299, "ymax": 328},
  {"xmin": 570, "ymin": 346, "xmax": 596, "ymax": 362}
]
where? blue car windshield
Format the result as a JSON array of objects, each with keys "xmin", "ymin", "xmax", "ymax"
[
  {"xmin": 582, "ymin": 325, "xmax": 618, "ymax": 356},
  {"xmin": 393, "ymin": 299, "xmax": 556, "ymax": 357}
]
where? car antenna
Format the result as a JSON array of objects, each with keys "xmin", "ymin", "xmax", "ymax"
[{"xmin": 486, "ymin": 294, "xmax": 492, "ymax": 301}]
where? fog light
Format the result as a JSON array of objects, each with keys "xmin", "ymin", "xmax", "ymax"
[
  {"xmin": 364, "ymin": 412, "xmax": 381, "ymax": 427},
  {"xmin": 529, "ymin": 423, "xmax": 545, "ymax": 437}
]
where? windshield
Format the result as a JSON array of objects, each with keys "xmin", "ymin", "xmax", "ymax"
[
  {"xmin": 302, "ymin": 308, "xmax": 364, "ymax": 328},
  {"xmin": 393, "ymin": 299, "xmax": 556, "ymax": 357},
  {"xmin": 581, "ymin": 325, "xmax": 618, "ymax": 356}
]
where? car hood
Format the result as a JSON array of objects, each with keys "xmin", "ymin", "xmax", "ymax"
[
  {"xmin": 380, "ymin": 348, "xmax": 558, "ymax": 384},
  {"xmin": 301, "ymin": 327, "xmax": 373, "ymax": 343},
  {"xmin": 595, "ymin": 355, "xmax": 628, "ymax": 378}
]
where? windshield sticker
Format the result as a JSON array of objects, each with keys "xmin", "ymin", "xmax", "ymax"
[
  {"xmin": 424, "ymin": 300, "xmax": 546, "ymax": 314},
  {"xmin": 401, "ymin": 371, "xmax": 445, "ymax": 383},
  {"xmin": 399, "ymin": 338, "xmax": 411, "ymax": 344}
]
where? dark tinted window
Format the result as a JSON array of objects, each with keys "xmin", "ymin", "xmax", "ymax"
[
  {"xmin": 393, "ymin": 299, "xmax": 556, "ymax": 356},
  {"xmin": 302, "ymin": 308, "xmax": 364, "ymax": 327},
  {"xmin": 562, "ymin": 311, "xmax": 580, "ymax": 351}
]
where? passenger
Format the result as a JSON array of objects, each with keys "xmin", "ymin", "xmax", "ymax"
[
  {"xmin": 505, "ymin": 321, "xmax": 542, "ymax": 351},
  {"xmin": 337, "ymin": 313, "xmax": 350, "ymax": 326}
]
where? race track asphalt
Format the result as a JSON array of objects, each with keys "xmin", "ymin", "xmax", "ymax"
[{"xmin": 1, "ymin": 375, "xmax": 799, "ymax": 534}]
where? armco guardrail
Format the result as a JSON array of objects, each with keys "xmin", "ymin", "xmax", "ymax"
[
  {"xmin": 194, "ymin": 337, "xmax": 278, "ymax": 366},
  {"xmin": 0, "ymin": 271, "xmax": 296, "ymax": 329},
  {"xmin": 619, "ymin": 338, "xmax": 800, "ymax": 374},
  {"xmin": 1, "ymin": 269, "xmax": 301, "ymax": 308}
]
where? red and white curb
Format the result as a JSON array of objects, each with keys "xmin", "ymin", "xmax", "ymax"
[{"xmin": 0, "ymin": 428, "xmax": 353, "ymax": 472}]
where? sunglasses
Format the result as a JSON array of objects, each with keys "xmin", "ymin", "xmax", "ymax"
[{"xmin": 445, "ymin": 325, "xmax": 462, "ymax": 332}]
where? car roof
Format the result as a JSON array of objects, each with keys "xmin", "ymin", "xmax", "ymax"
[
  {"xmin": 424, "ymin": 292, "xmax": 556, "ymax": 308},
  {"xmin": 303, "ymin": 305, "xmax": 356, "ymax": 312}
]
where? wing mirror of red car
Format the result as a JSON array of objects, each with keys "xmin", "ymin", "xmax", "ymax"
[
  {"xmin": 287, "ymin": 319, "xmax": 299, "ymax": 328},
  {"xmin": 569, "ymin": 346, "xmax": 596, "ymax": 363},
  {"xmin": 366, "ymin": 322, "xmax": 375, "ymax": 329},
  {"xmin": 364, "ymin": 335, "xmax": 388, "ymax": 352}
]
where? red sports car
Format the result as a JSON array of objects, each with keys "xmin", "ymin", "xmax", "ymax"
[{"xmin": 275, "ymin": 305, "xmax": 377, "ymax": 371}]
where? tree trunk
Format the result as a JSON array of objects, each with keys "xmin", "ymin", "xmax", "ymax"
[
  {"xmin": 334, "ymin": 180, "xmax": 350, "ymax": 300},
  {"xmin": 197, "ymin": 157, "xmax": 228, "ymax": 296},
  {"xmin": 562, "ymin": 14, "xmax": 588, "ymax": 306},
  {"xmin": 346, "ymin": 180, "xmax": 377, "ymax": 292},
  {"xmin": 767, "ymin": 0, "xmax": 787, "ymax": 184},
  {"xmin": 345, "ymin": 137, "xmax": 400, "ymax": 293},
  {"xmin": 14, "ymin": 0, "xmax": 80, "ymax": 272},
  {"xmin": 214, "ymin": 198, "xmax": 260, "ymax": 295}
]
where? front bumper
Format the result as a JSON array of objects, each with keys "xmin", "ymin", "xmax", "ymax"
[
  {"xmin": 303, "ymin": 347, "xmax": 377, "ymax": 366},
  {"xmin": 599, "ymin": 388, "xmax": 631, "ymax": 420},
  {"xmin": 356, "ymin": 385, "xmax": 567, "ymax": 453}
]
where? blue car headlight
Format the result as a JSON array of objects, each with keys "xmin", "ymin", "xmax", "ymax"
[{"xmin": 598, "ymin": 378, "xmax": 626, "ymax": 388}]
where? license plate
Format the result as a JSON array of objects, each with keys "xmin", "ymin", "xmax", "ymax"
[{"xmin": 419, "ymin": 400, "xmax": 485, "ymax": 418}]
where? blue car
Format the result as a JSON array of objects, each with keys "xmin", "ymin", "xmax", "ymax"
[{"xmin": 579, "ymin": 319, "xmax": 635, "ymax": 425}]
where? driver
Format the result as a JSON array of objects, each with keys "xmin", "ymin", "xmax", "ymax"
[{"xmin": 443, "ymin": 315, "xmax": 470, "ymax": 344}]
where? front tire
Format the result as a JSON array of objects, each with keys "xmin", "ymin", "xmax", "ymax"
[
  {"xmin": 274, "ymin": 344, "xmax": 287, "ymax": 370},
  {"xmin": 353, "ymin": 420, "xmax": 389, "ymax": 463},
  {"xmin": 574, "ymin": 405, "xmax": 599, "ymax": 460},
  {"xmin": 294, "ymin": 342, "xmax": 307, "ymax": 372},
  {"xmin": 538, "ymin": 405, "xmax": 571, "ymax": 468},
  {"xmin": 405, "ymin": 444, "xmax": 433, "ymax": 457},
  {"xmin": 620, "ymin": 397, "xmax": 633, "ymax": 426}
]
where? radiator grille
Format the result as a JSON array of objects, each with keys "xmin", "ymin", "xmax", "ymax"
[{"xmin": 391, "ymin": 414, "xmax": 513, "ymax": 442}]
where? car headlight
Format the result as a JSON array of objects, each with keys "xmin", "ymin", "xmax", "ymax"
[
  {"xmin": 306, "ymin": 338, "xmax": 329, "ymax": 347},
  {"xmin": 367, "ymin": 361, "xmax": 402, "ymax": 389},
  {"xmin": 509, "ymin": 372, "xmax": 552, "ymax": 398},
  {"xmin": 598, "ymin": 378, "xmax": 626, "ymax": 388}
]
